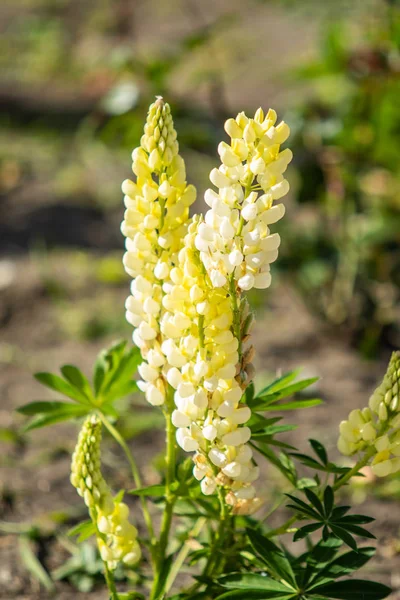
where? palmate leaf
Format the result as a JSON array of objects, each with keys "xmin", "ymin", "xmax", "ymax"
[
  {"xmin": 290, "ymin": 438, "xmax": 350, "ymax": 475},
  {"xmin": 34, "ymin": 372, "xmax": 91, "ymax": 405},
  {"xmin": 287, "ymin": 488, "xmax": 375, "ymax": 550}
]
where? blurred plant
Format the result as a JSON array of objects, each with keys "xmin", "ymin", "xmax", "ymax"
[{"xmin": 283, "ymin": 1, "xmax": 400, "ymax": 355}]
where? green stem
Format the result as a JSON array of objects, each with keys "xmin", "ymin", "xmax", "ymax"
[
  {"xmin": 266, "ymin": 515, "xmax": 298, "ymax": 538},
  {"xmin": 333, "ymin": 448, "xmax": 375, "ymax": 491},
  {"xmin": 204, "ymin": 489, "xmax": 229, "ymax": 579},
  {"xmin": 96, "ymin": 412, "xmax": 156, "ymax": 559},
  {"xmin": 151, "ymin": 385, "xmax": 177, "ymax": 599},
  {"xmin": 104, "ymin": 563, "xmax": 119, "ymax": 600},
  {"xmin": 164, "ymin": 517, "xmax": 206, "ymax": 595}
]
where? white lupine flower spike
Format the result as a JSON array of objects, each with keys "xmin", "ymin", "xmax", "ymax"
[{"xmin": 196, "ymin": 107, "xmax": 292, "ymax": 292}]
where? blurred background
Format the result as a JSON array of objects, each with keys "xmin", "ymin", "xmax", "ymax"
[{"xmin": 1, "ymin": 0, "xmax": 400, "ymax": 598}]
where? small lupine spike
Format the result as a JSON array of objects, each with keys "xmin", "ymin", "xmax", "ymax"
[
  {"xmin": 71, "ymin": 416, "xmax": 141, "ymax": 569},
  {"xmin": 338, "ymin": 351, "xmax": 400, "ymax": 478}
]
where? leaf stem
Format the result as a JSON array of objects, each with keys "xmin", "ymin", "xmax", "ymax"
[
  {"xmin": 104, "ymin": 563, "xmax": 119, "ymax": 600},
  {"xmin": 164, "ymin": 517, "xmax": 206, "ymax": 595},
  {"xmin": 266, "ymin": 515, "xmax": 298, "ymax": 538},
  {"xmin": 332, "ymin": 447, "xmax": 375, "ymax": 491}
]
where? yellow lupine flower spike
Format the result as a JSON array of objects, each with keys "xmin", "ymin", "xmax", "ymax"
[
  {"xmin": 71, "ymin": 416, "xmax": 141, "ymax": 570},
  {"xmin": 195, "ymin": 107, "xmax": 292, "ymax": 291},
  {"xmin": 121, "ymin": 98, "xmax": 196, "ymax": 406},
  {"xmin": 338, "ymin": 351, "xmax": 400, "ymax": 477}
]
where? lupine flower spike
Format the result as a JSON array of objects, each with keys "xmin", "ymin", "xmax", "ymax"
[
  {"xmin": 121, "ymin": 97, "xmax": 196, "ymax": 407},
  {"xmin": 121, "ymin": 102, "xmax": 291, "ymax": 512},
  {"xmin": 195, "ymin": 108, "xmax": 292, "ymax": 291},
  {"xmin": 70, "ymin": 416, "xmax": 141, "ymax": 569},
  {"xmin": 338, "ymin": 351, "xmax": 400, "ymax": 477}
]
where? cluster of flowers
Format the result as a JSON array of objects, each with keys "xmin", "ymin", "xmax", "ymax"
[
  {"xmin": 121, "ymin": 99, "xmax": 291, "ymax": 511},
  {"xmin": 121, "ymin": 98, "xmax": 196, "ymax": 407},
  {"xmin": 195, "ymin": 108, "xmax": 292, "ymax": 291},
  {"xmin": 338, "ymin": 351, "xmax": 400, "ymax": 477},
  {"xmin": 71, "ymin": 416, "xmax": 141, "ymax": 569},
  {"xmin": 163, "ymin": 218, "xmax": 260, "ymax": 508}
]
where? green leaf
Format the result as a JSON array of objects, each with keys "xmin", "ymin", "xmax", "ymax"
[
  {"xmin": 252, "ymin": 377, "xmax": 319, "ymax": 410},
  {"xmin": 249, "ymin": 415, "xmax": 282, "ymax": 433},
  {"xmin": 252, "ymin": 424, "xmax": 297, "ymax": 437},
  {"xmin": 246, "ymin": 529, "xmax": 296, "ymax": 586},
  {"xmin": 324, "ymin": 487, "xmax": 334, "ymax": 517},
  {"xmin": 129, "ymin": 484, "xmax": 166, "ymax": 497},
  {"xmin": 329, "ymin": 526, "xmax": 358, "ymax": 551},
  {"xmin": 310, "ymin": 439, "xmax": 328, "ymax": 465},
  {"xmin": 93, "ymin": 350, "xmax": 107, "ymax": 396},
  {"xmin": 311, "ymin": 579, "xmax": 391, "ymax": 599},
  {"xmin": 17, "ymin": 401, "xmax": 80, "ymax": 416},
  {"xmin": 262, "ymin": 398, "xmax": 323, "ymax": 412},
  {"xmin": 293, "ymin": 522, "xmax": 322, "ymax": 541},
  {"xmin": 304, "ymin": 488, "xmax": 324, "ymax": 516},
  {"xmin": 216, "ymin": 591, "xmax": 296, "ymax": 600},
  {"xmin": 60, "ymin": 365, "xmax": 93, "ymax": 400},
  {"xmin": 218, "ymin": 573, "xmax": 296, "ymax": 592},
  {"xmin": 68, "ymin": 520, "xmax": 96, "ymax": 543},
  {"xmin": 308, "ymin": 547, "xmax": 375, "ymax": 588},
  {"xmin": 257, "ymin": 369, "xmax": 302, "ymax": 396},
  {"xmin": 19, "ymin": 536, "xmax": 55, "ymax": 592},
  {"xmin": 103, "ymin": 379, "xmax": 139, "ymax": 404},
  {"xmin": 34, "ymin": 372, "xmax": 90, "ymax": 405},
  {"xmin": 103, "ymin": 347, "xmax": 141, "ymax": 396},
  {"xmin": 23, "ymin": 405, "xmax": 89, "ymax": 431}
]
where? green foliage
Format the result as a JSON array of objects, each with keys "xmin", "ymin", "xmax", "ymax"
[
  {"xmin": 212, "ymin": 531, "xmax": 390, "ymax": 600},
  {"xmin": 18, "ymin": 340, "xmax": 141, "ymax": 431},
  {"xmin": 287, "ymin": 487, "xmax": 375, "ymax": 549}
]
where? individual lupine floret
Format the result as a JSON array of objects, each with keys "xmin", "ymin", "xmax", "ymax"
[
  {"xmin": 71, "ymin": 416, "xmax": 141, "ymax": 569},
  {"xmin": 195, "ymin": 107, "xmax": 292, "ymax": 291},
  {"xmin": 121, "ymin": 98, "xmax": 196, "ymax": 406},
  {"xmin": 160, "ymin": 218, "xmax": 259, "ymax": 507},
  {"xmin": 338, "ymin": 351, "xmax": 400, "ymax": 478}
]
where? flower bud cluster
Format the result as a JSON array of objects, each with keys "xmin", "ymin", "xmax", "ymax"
[
  {"xmin": 160, "ymin": 219, "xmax": 260, "ymax": 505},
  {"xmin": 121, "ymin": 98, "xmax": 196, "ymax": 406},
  {"xmin": 195, "ymin": 107, "xmax": 292, "ymax": 291},
  {"xmin": 71, "ymin": 416, "xmax": 141, "ymax": 569},
  {"xmin": 338, "ymin": 351, "xmax": 400, "ymax": 477}
]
